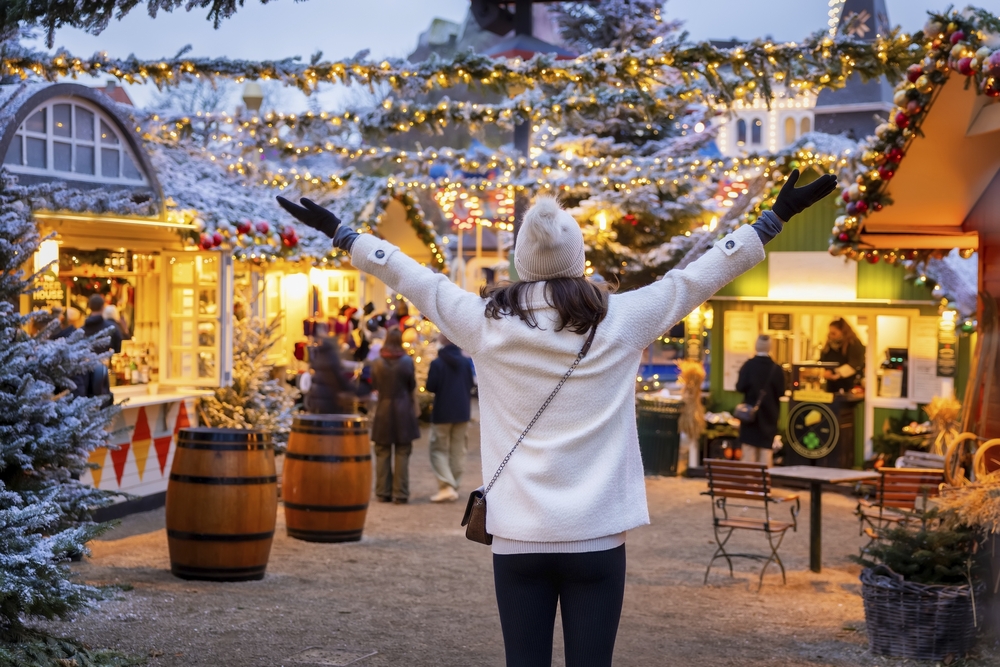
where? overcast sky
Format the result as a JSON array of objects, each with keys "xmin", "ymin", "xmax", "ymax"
[{"xmin": 24, "ymin": 0, "xmax": 1000, "ymax": 109}]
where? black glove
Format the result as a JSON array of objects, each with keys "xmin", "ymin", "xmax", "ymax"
[
  {"xmin": 276, "ymin": 197, "xmax": 359, "ymax": 251},
  {"xmin": 771, "ymin": 169, "xmax": 838, "ymax": 222}
]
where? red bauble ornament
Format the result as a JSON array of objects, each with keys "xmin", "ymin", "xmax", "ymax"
[
  {"xmin": 906, "ymin": 64, "xmax": 923, "ymax": 83},
  {"xmin": 878, "ymin": 165, "xmax": 896, "ymax": 180},
  {"xmin": 987, "ymin": 51, "xmax": 1000, "ymax": 76},
  {"xmin": 950, "ymin": 30, "xmax": 965, "ymax": 44},
  {"xmin": 236, "ymin": 219, "xmax": 252, "ymax": 235},
  {"xmin": 866, "ymin": 252, "xmax": 880, "ymax": 264},
  {"xmin": 255, "ymin": 220, "xmax": 270, "ymax": 234},
  {"xmin": 906, "ymin": 100, "xmax": 923, "ymax": 115},
  {"xmin": 839, "ymin": 233, "xmax": 850, "ymax": 242},
  {"xmin": 983, "ymin": 77, "xmax": 1000, "ymax": 98},
  {"xmin": 886, "ymin": 147, "xmax": 904, "ymax": 163},
  {"xmin": 873, "ymin": 201, "xmax": 883, "ymax": 212},
  {"xmin": 895, "ymin": 112, "xmax": 910, "ymax": 128},
  {"xmin": 212, "ymin": 232, "xmax": 224, "ymax": 247},
  {"xmin": 199, "ymin": 233, "xmax": 214, "ymax": 250},
  {"xmin": 855, "ymin": 200, "xmax": 869, "ymax": 214},
  {"xmin": 958, "ymin": 57, "xmax": 975, "ymax": 76},
  {"xmin": 841, "ymin": 190, "xmax": 852, "ymax": 203}
]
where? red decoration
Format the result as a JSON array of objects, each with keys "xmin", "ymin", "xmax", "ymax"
[
  {"xmin": 895, "ymin": 112, "xmax": 910, "ymax": 128},
  {"xmin": 873, "ymin": 201, "xmax": 883, "ymax": 212},
  {"xmin": 878, "ymin": 165, "xmax": 896, "ymax": 180},
  {"xmin": 281, "ymin": 227, "xmax": 299, "ymax": 248},
  {"xmin": 624, "ymin": 214, "xmax": 637, "ymax": 226},
  {"xmin": 236, "ymin": 219, "xmax": 253, "ymax": 234},
  {"xmin": 906, "ymin": 64, "xmax": 923, "ymax": 83},
  {"xmin": 854, "ymin": 200, "xmax": 868, "ymax": 214},
  {"xmin": 212, "ymin": 232, "xmax": 224, "ymax": 247},
  {"xmin": 255, "ymin": 220, "xmax": 270, "ymax": 234},
  {"xmin": 199, "ymin": 233, "xmax": 214, "ymax": 250},
  {"xmin": 987, "ymin": 51, "xmax": 1000, "ymax": 76},
  {"xmin": 885, "ymin": 148, "xmax": 904, "ymax": 163},
  {"xmin": 906, "ymin": 100, "xmax": 923, "ymax": 115},
  {"xmin": 866, "ymin": 252, "xmax": 880, "ymax": 264},
  {"xmin": 983, "ymin": 77, "xmax": 1000, "ymax": 98},
  {"xmin": 841, "ymin": 190, "xmax": 852, "ymax": 203},
  {"xmin": 839, "ymin": 233, "xmax": 850, "ymax": 242},
  {"xmin": 950, "ymin": 30, "xmax": 965, "ymax": 44},
  {"xmin": 958, "ymin": 57, "xmax": 975, "ymax": 76}
]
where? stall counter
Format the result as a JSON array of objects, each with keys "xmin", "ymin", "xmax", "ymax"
[{"xmin": 81, "ymin": 388, "xmax": 210, "ymax": 518}]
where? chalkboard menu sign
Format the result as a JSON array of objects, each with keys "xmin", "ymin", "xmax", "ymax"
[{"xmin": 765, "ymin": 313, "xmax": 791, "ymax": 332}]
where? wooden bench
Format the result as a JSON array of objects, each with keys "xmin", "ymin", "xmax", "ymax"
[
  {"xmin": 703, "ymin": 459, "xmax": 800, "ymax": 590},
  {"xmin": 856, "ymin": 467, "xmax": 944, "ymax": 544}
]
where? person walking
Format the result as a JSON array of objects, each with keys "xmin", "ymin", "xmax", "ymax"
[
  {"xmin": 305, "ymin": 335, "xmax": 356, "ymax": 414},
  {"xmin": 369, "ymin": 328, "xmax": 421, "ymax": 504},
  {"xmin": 278, "ymin": 168, "xmax": 836, "ymax": 666},
  {"xmin": 735, "ymin": 335, "xmax": 786, "ymax": 466},
  {"xmin": 426, "ymin": 333, "xmax": 475, "ymax": 503}
]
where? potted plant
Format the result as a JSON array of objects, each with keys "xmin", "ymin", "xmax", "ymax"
[{"xmin": 854, "ymin": 511, "xmax": 983, "ymax": 661}]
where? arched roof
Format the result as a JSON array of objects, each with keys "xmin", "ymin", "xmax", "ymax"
[{"xmin": 0, "ymin": 83, "xmax": 163, "ymax": 212}]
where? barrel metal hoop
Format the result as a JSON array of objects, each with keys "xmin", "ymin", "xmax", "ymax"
[
  {"xmin": 169, "ymin": 474, "xmax": 278, "ymax": 485},
  {"xmin": 292, "ymin": 426, "xmax": 369, "ymax": 436},
  {"xmin": 286, "ymin": 527, "xmax": 364, "ymax": 541},
  {"xmin": 177, "ymin": 441, "xmax": 273, "ymax": 451},
  {"xmin": 284, "ymin": 453, "xmax": 372, "ymax": 463},
  {"xmin": 283, "ymin": 502, "xmax": 369, "ymax": 512},
  {"xmin": 167, "ymin": 529, "xmax": 275, "ymax": 542}
]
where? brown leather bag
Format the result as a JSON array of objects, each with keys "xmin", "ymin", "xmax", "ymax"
[{"xmin": 460, "ymin": 326, "xmax": 596, "ymax": 545}]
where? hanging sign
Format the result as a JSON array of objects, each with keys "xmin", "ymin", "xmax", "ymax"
[
  {"xmin": 32, "ymin": 274, "xmax": 66, "ymax": 309},
  {"xmin": 937, "ymin": 314, "xmax": 958, "ymax": 378}
]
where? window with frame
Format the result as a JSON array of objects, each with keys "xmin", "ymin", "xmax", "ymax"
[
  {"xmin": 3, "ymin": 98, "xmax": 147, "ymax": 185},
  {"xmin": 751, "ymin": 118, "xmax": 763, "ymax": 145},
  {"xmin": 784, "ymin": 117, "xmax": 796, "ymax": 146},
  {"xmin": 736, "ymin": 119, "xmax": 747, "ymax": 146}
]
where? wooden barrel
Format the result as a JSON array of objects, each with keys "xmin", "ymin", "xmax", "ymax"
[
  {"xmin": 283, "ymin": 414, "xmax": 371, "ymax": 543},
  {"xmin": 165, "ymin": 428, "xmax": 277, "ymax": 581}
]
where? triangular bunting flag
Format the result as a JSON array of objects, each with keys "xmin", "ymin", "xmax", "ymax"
[
  {"xmin": 154, "ymin": 435, "xmax": 173, "ymax": 476},
  {"xmin": 110, "ymin": 442, "xmax": 130, "ymax": 488},
  {"xmin": 88, "ymin": 447, "xmax": 107, "ymax": 489},
  {"xmin": 132, "ymin": 407, "xmax": 152, "ymax": 481},
  {"xmin": 174, "ymin": 401, "xmax": 191, "ymax": 434}
]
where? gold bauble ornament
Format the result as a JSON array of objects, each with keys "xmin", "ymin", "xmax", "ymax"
[
  {"xmin": 893, "ymin": 90, "xmax": 909, "ymax": 106},
  {"xmin": 976, "ymin": 46, "xmax": 992, "ymax": 60},
  {"xmin": 959, "ymin": 247, "xmax": 975, "ymax": 259}
]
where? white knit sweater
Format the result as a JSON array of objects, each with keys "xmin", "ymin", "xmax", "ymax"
[{"xmin": 350, "ymin": 224, "xmax": 766, "ymax": 553}]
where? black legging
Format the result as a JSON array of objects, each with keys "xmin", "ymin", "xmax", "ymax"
[{"xmin": 493, "ymin": 545, "xmax": 626, "ymax": 667}]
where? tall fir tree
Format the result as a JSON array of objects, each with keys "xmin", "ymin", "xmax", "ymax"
[
  {"xmin": 553, "ymin": 0, "xmax": 682, "ymax": 54},
  {"xmin": 0, "ymin": 173, "xmax": 119, "ymax": 641}
]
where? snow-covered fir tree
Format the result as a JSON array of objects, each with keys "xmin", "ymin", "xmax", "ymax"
[
  {"xmin": 0, "ymin": 173, "xmax": 119, "ymax": 641},
  {"xmin": 198, "ymin": 314, "xmax": 298, "ymax": 449},
  {"xmin": 553, "ymin": 0, "xmax": 682, "ymax": 54}
]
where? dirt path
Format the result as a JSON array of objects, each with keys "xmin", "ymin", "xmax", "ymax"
[{"xmin": 43, "ymin": 413, "xmax": 1000, "ymax": 667}]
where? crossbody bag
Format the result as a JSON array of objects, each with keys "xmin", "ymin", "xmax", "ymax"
[
  {"xmin": 734, "ymin": 364, "xmax": 779, "ymax": 424},
  {"xmin": 461, "ymin": 325, "xmax": 597, "ymax": 545}
]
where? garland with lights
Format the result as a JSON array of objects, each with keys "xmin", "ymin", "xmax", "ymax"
[
  {"xmin": 830, "ymin": 8, "xmax": 1000, "ymax": 265},
  {"xmin": 1, "ymin": 29, "xmax": 917, "ymax": 106}
]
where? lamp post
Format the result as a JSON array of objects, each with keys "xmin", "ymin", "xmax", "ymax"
[{"xmin": 242, "ymin": 82, "xmax": 264, "ymax": 113}]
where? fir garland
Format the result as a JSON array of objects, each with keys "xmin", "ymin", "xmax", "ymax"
[
  {"xmin": 1, "ymin": 28, "xmax": 917, "ymax": 106},
  {"xmin": 829, "ymin": 8, "xmax": 999, "ymax": 265}
]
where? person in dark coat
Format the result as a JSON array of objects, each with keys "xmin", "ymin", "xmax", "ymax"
[
  {"xmin": 370, "ymin": 328, "xmax": 421, "ymax": 503},
  {"xmin": 425, "ymin": 333, "xmax": 475, "ymax": 502},
  {"xmin": 735, "ymin": 335, "xmax": 785, "ymax": 466},
  {"xmin": 81, "ymin": 293, "xmax": 122, "ymax": 354},
  {"xmin": 820, "ymin": 317, "xmax": 866, "ymax": 393},
  {"xmin": 305, "ymin": 336, "xmax": 356, "ymax": 414}
]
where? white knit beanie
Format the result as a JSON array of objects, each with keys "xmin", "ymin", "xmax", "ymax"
[{"xmin": 514, "ymin": 197, "xmax": 586, "ymax": 282}]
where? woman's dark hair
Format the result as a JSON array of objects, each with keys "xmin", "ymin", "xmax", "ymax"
[
  {"xmin": 824, "ymin": 317, "xmax": 859, "ymax": 352},
  {"xmin": 481, "ymin": 277, "xmax": 612, "ymax": 335},
  {"xmin": 383, "ymin": 328, "xmax": 405, "ymax": 355}
]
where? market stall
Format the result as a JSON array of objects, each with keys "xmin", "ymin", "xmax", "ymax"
[{"xmin": 1, "ymin": 83, "xmax": 233, "ymax": 514}]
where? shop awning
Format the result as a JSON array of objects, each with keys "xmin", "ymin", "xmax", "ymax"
[{"xmin": 857, "ymin": 75, "xmax": 1000, "ymax": 251}]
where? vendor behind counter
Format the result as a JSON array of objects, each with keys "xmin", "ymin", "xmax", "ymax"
[{"xmin": 820, "ymin": 318, "xmax": 865, "ymax": 393}]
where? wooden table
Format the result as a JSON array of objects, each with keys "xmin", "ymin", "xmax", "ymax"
[{"xmin": 767, "ymin": 466, "xmax": 879, "ymax": 573}]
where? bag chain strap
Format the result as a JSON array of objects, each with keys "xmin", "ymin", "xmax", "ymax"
[{"xmin": 482, "ymin": 326, "xmax": 597, "ymax": 499}]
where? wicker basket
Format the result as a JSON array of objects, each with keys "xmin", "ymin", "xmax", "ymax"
[{"xmin": 861, "ymin": 565, "xmax": 983, "ymax": 660}]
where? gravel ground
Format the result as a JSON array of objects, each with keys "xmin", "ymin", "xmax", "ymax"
[{"xmin": 41, "ymin": 408, "xmax": 1000, "ymax": 667}]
